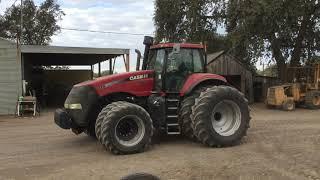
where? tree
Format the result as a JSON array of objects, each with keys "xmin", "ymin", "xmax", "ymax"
[
  {"xmin": 154, "ymin": 0, "xmax": 256, "ymax": 71},
  {"xmin": 154, "ymin": 0, "xmax": 228, "ymax": 52},
  {"xmin": 154, "ymin": 0, "xmax": 320, "ymax": 79},
  {"xmin": 257, "ymin": 64, "xmax": 278, "ymax": 77},
  {"xmin": 225, "ymin": 0, "xmax": 320, "ymax": 81},
  {"xmin": 0, "ymin": 0, "xmax": 65, "ymax": 45}
]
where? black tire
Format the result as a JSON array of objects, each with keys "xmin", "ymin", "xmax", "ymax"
[
  {"xmin": 95, "ymin": 102, "xmax": 125, "ymax": 144},
  {"xmin": 179, "ymin": 86, "xmax": 211, "ymax": 139},
  {"xmin": 192, "ymin": 86, "xmax": 250, "ymax": 147},
  {"xmin": 100, "ymin": 102, "xmax": 154, "ymax": 155},
  {"xmin": 282, "ymin": 99, "xmax": 295, "ymax": 111},
  {"xmin": 305, "ymin": 91, "xmax": 320, "ymax": 109},
  {"xmin": 121, "ymin": 173, "xmax": 160, "ymax": 180}
]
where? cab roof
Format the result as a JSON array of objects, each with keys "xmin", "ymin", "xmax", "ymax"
[{"xmin": 150, "ymin": 43, "xmax": 204, "ymax": 49}]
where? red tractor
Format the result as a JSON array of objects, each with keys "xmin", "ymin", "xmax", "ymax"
[{"xmin": 54, "ymin": 36, "xmax": 250, "ymax": 155}]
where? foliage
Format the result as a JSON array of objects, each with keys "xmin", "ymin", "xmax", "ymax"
[
  {"xmin": 154, "ymin": 0, "xmax": 320, "ymax": 80},
  {"xmin": 0, "ymin": 0, "xmax": 65, "ymax": 45},
  {"xmin": 225, "ymin": 0, "xmax": 320, "ymax": 81},
  {"xmin": 154, "ymin": 0, "xmax": 256, "ymax": 72},
  {"xmin": 256, "ymin": 64, "xmax": 278, "ymax": 77},
  {"xmin": 154, "ymin": 0, "xmax": 228, "ymax": 52}
]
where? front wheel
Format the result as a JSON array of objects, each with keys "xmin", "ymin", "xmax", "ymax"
[
  {"xmin": 100, "ymin": 102, "xmax": 154, "ymax": 155},
  {"xmin": 282, "ymin": 99, "xmax": 295, "ymax": 111},
  {"xmin": 305, "ymin": 91, "xmax": 320, "ymax": 109},
  {"xmin": 192, "ymin": 86, "xmax": 250, "ymax": 147}
]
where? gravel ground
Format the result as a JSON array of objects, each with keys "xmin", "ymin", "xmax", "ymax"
[{"xmin": 0, "ymin": 103, "xmax": 319, "ymax": 180}]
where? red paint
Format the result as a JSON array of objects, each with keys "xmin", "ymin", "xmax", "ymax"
[
  {"xmin": 150, "ymin": 43, "xmax": 204, "ymax": 49},
  {"xmin": 75, "ymin": 70, "xmax": 154, "ymax": 97},
  {"xmin": 180, "ymin": 73, "xmax": 227, "ymax": 96},
  {"xmin": 74, "ymin": 71, "xmax": 226, "ymax": 98}
]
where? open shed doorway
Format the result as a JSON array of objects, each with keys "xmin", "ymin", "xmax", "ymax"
[
  {"xmin": 20, "ymin": 45, "xmax": 130, "ymax": 109},
  {"xmin": 25, "ymin": 68, "xmax": 94, "ymax": 107},
  {"xmin": 224, "ymin": 75, "xmax": 242, "ymax": 91}
]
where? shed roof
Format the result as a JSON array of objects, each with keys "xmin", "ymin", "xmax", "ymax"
[
  {"xmin": 21, "ymin": 45, "xmax": 130, "ymax": 66},
  {"xmin": 207, "ymin": 51, "xmax": 250, "ymax": 72},
  {"xmin": 207, "ymin": 51, "xmax": 225, "ymax": 64}
]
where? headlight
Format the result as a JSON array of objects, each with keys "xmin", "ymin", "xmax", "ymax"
[{"xmin": 64, "ymin": 103, "xmax": 82, "ymax": 110}]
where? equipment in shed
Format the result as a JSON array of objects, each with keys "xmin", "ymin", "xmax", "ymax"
[
  {"xmin": 266, "ymin": 63, "xmax": 320, "ymax": 110},
  {"xmin": 16, "ymin": 96, "xmax": 38, "ymax": 117}
]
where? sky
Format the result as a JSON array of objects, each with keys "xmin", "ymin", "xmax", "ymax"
[
  {"xmin": 0, "ymin": 0, "xmax": 155, "ymax": 72},
  {"xmin": 0, "ymin": 0, "xmax": 264, "ymax": 72}
]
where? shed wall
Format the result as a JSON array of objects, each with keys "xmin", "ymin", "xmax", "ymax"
[
  {"xmin": 207, "ymin": 54, "xmax": 254, "ymax": 103},
  {"xmin": 0, "ymin": 39, "xmax": 21, "ymax": 115}
]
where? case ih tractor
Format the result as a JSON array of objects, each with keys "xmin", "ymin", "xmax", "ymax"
[{"xmin": 54, "ymin": 36, "xmax": 250, "ymax": 155}]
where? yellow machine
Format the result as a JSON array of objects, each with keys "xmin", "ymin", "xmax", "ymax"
[{"xmin": 266, "ymin": 63, "xmax": 320, "ymax": 111}]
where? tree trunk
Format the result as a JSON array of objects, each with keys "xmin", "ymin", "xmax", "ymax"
[
  {"xmin": 290, "ymin": 14, "xmax": 310, "ymax": 67},
  {"xmin": 269, "ymin": 35, "xmax": 287, "ymax": 82}
]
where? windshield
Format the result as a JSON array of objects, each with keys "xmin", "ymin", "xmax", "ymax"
[{"xmin": 147, "ymin": 48, "xmax": 205, "ymax": 73}]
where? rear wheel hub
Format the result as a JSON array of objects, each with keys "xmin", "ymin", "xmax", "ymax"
[{"xmin": 211, "ymin": 100, "xmax": 241, "ymax": 137}]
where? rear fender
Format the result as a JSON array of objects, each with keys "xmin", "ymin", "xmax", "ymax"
[{"xmin": 180, "ymin": 73, "xmax": 227, "ymax": 96}]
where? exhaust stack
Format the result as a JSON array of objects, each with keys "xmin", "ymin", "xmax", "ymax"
[
  {"xmin": 135, "ymin": 49, "xmax": 142, "ymax": 71},
  {"xmin": 142, "ymin": 36, "xmax": 154, "ymax": 70}
]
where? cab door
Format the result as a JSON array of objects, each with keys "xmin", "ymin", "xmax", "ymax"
[{"xmin": 151, "ymin": 49, "xmax": 166, "ymax": 92}]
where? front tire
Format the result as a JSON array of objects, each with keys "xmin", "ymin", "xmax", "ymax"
[
  {"xmin": 192, "ymin": 86, "xmax": 250, "ymax": 147},
  {"xmin": 305, "ymin": 91, "xmax": 320, "ymax": 109},
  {"xmin": 282, "ymin": 99, "xmax": 295, "ymax": 111},
  {"xmin": 100, "ymin": 102, "xmax": 154, "ymax": 155},
  {"xmin": 95, "ymin": 102, "xmax": 125, "ymax": 143}
]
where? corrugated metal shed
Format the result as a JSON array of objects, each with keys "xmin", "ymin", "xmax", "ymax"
[
  {"xmin": 207, "ymin": 51, "xmax": 254, "ymax": 103},
  {"xmin": 0, "ymin": 38, "xmax": 22, "ymax": 115},
  {"xmin": 21, "ymin": 45, "xmax": 130, "ymax": 65},
  {"xmin": 0, "ymin": 38, "xmax": 130, "ymax": 115}
]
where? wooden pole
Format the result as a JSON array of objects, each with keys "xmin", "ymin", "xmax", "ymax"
[
  {"xmin": 91, "ymin": 65, "xmax": 93, "ymax": 79},
  {"xmin": 113, "ymin": 58, "xmax": 116, "ymax": 73},
  {"xmin": 126, "ymin": 53, "xmax": 130, "ymax": 72},
  {"xmin": 98, "ymin": 62, "xmax": 101, "ymax": 77},
  {"xmin": 109, "ymin": 59, "xmax": 113, "ymax": 74},
  {"xmin": 20, "ymin": 0, "xmax": 23, "ymax": 44}
]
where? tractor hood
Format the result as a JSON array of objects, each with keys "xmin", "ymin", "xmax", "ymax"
[{"xmin": 74, "ymin": 70, "xmax": 155, "ymax": 97}]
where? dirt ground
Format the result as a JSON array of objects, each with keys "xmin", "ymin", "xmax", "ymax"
[{"xmin": 0, "ymin": 103, "xmax": 319, "ymax": 180}]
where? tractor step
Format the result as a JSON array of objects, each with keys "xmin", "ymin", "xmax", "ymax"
[
  {"xmin": 165, "ymin": 93, "xmax": 181, "ymax": 135},
  {"xmin": 167, "ymin": 99, "xmax": 179, "ymax": 102}
]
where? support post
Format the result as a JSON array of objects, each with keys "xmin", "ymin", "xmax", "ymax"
[
  {"xmin": 91, "ymin": 65, "xmax": 94, "ymax": 79},
  {"xmin": 109, "ymin": 59, "xmax": 113, "ymax": 75},
  {"xmin": 123, "ymin": 54, "xmax": 130, "ymax": 72},
  {"xmin": 98, "ymin": 62, "xmax": 101, "ymax": 77},
  {"xmin": 126, "ymin": 53, "xmax": 130, "ymax": 72}
]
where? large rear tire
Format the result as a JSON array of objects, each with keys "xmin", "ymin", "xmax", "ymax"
[
  {"xmin": 305, "ymin": 91, "xmax": 320, "ymax": 109},
  {"xmin": 192, "ymin": 86, "xmax": 250, "ymax": 147},
  {"xmin": 179, "ymin": 86, "xmax": 211, "ymax": 139},
  {"xmin": 100, "ymin": 102, "xmax": 154, "ymax": 155}
]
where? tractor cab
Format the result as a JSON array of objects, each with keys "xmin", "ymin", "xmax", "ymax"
[{"xmin": 146, "ymin": 43, "xmax": 206, "ymax": 92}]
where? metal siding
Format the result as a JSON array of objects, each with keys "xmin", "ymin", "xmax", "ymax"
[{"xmin": 0, "ymin": 39, "xmax": 21, "ymax": 115}]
